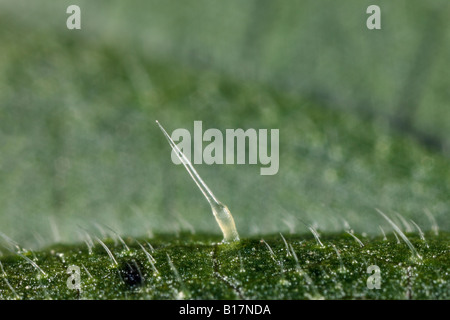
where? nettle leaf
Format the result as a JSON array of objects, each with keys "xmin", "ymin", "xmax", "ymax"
[
  {"xmin": 0, "ymin": 233, "xmax": 448, "ymax": 299},
  {"xmin": 0, "ymin": 5, "xmax": 449, "ymax": 300}
]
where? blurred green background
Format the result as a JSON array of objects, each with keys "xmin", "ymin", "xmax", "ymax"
[{"xmin": 0, "ymin": 0, "xmax": 449, "ymax": 249}]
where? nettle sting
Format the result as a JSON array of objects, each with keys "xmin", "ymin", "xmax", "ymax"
[{"xmin": 156, "ymin": 120, "xmax": 240, "ymax": 242}]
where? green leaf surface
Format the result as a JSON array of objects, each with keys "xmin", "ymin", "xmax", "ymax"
[{"xmin": 1, "ymin": 233, "xmax": 448, "ymax": 299}]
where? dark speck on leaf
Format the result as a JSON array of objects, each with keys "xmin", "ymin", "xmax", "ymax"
[{"xmin": 119, "ymin": 260, "xmax": 144, "ymax": 287}]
